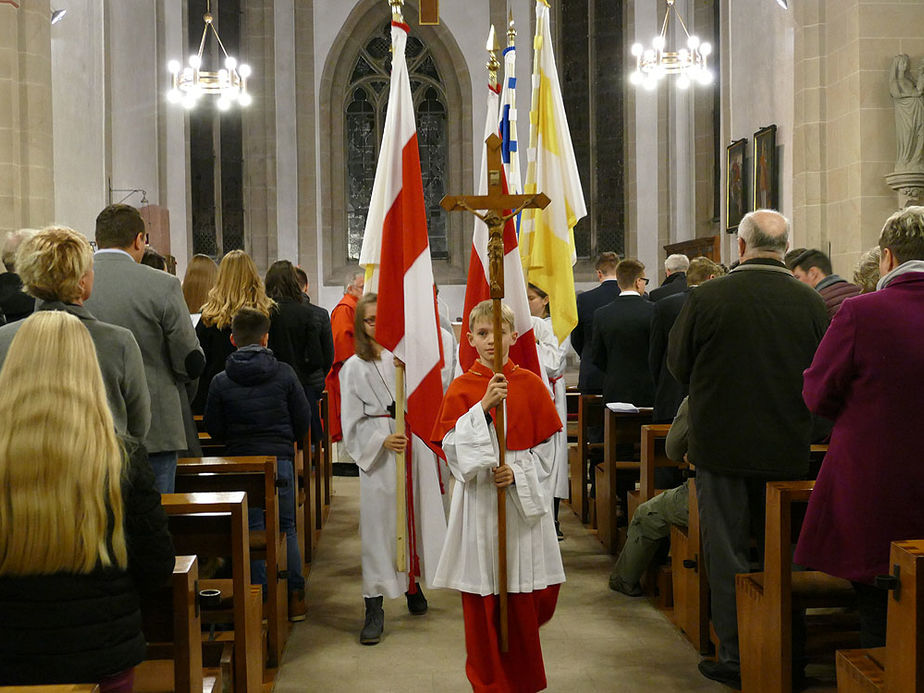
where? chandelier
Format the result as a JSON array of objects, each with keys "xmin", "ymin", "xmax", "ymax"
[
  {"xmin": 629, "ymin": 0, "xmax": 712, "ymax": 91},
  {"xmin": 166, "ymin": 0, "xmax": 252, "ymax": 110}
]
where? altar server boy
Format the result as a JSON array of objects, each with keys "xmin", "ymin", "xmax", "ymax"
[{"xmin": 431, "ymin": 300, "xmax": 565, "ymax": 692}]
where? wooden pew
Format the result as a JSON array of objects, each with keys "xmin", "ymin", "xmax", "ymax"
[
  {"xmin": 597, "ymin": 407, "xmax": 654, "ymax": 554},
  {"xmin": 736, "ymin": 480, "xmax": 857, "ymax": 693},
  {"xmin": 627, "ymin": 423, "xmax": 674, "ymax": 520},
  {"xmin": 671, "ymin": 475, "xmax": 711, "ymax": 653},
  {"xmin": 174, "ymin": 457, "xmax": 288, "ymax": 670},
  {"xmin": 295, "ymin": 436, "xmax": 319, "ymax": 565},
  {"xmin": 161, "ymin": 492, "xmax": 263, "ymax": 693},
  {"xmin": 0, "ymin": 688, "xmax": 100, "ymax": 692},
  {"xmin": 837, "ymin": 538, "xmax": 924, "ymax": 692},
  {"xmin": 320, "ymin": 390, "xmax": 332, "ymax": 519},
  {"xmin": 572, "ymin": 394, "xmax": 603, "ymax": 524}
]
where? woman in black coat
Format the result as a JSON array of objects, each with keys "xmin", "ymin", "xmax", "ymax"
[{"xmin": 0, "ymin": 311, "xmax": 175, "ymax": 690}]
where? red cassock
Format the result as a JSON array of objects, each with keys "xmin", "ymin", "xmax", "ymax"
[
  {"xmin": 432, "ymin": 359, "xmax": 563, "ymax": 693},
  {"xmin": 323, "ymin": 292, "xmax": 358, "ymax": 442}
]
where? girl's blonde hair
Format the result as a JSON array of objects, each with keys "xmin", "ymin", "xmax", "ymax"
[
  {"xmin": 0, "ymin": 311, "xmax": 126, "ymax": 575},
  {"xmin": 182, "ymin": 254, "xmax": 219, "ymax": 314},
  {"xmin": 199, "ymin": 250, "xmax": 275, "ymax": 329},
  {"xmin": 354, "ymin": 293, "xmax": 379, "ymax": 362}
]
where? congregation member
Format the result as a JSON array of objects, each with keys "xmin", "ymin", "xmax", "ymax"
[
  {"xmin": 181, "ymin": 253, "xmax": 219, "ymax": 323},
  {"xmin": 795, "ymin": 206, "xmax": 924, "ymax": 648},
  {"xmin": 0, "ymin": 311, "xmax": 175, "ymax": 690},
  {"xmin": 432, "ymin": 300, "xmax": 564, "ymax": 692},
  {"xmin": 787, "ymin": 248, "xmax": 861, "ymax": 316},
  {"xmin": 339, "ymin": 293, "xmax": 446, "ymax": 645},
  {"xmin": 571, "ymin": 251, "xmax": 620, "ymax": 395},
  {"xmin": 0, "ymin": 226, "xmax": 150, "ymax": 441},
  {"xmin": 204, "ymin": 308, "xmax": 310, "ymax": 620},
  {"xmin": 527, "ymin": 283, "xmax": 570, "ymax": 540},
  {"xmin": 853, "ymin": 246, "xmax": 881, "ymax": 293},
  {"xmin": 649, "ymin": 257, "xmax": 724, "ymax": 423},
  {"xmin": 649, "ymin": 253, "xmax": 689, "ymax": 302},
  {"xmin": 0, "ymin": 228, "xmax": 36, "ymax": 323},
  {"xmin": 85, "ymin": 204, "xmax": 204, "ymax": 493},
  {"xmin": 589, "ymin": 258, "xmax": 655, "ymax": 407},
  {"xmin": 668, "ymin": 209, "xmax": 829, "ymax": 688},
  {"xmin": 193, "ymin": 249, "xmax": 275, "ymax": 413},
  {"xmin": 140, "ymin": 247, "xmax": 168, "ymax": 271}
]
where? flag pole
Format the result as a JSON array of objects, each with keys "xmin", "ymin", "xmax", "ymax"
[{"xmin": 394, "ymin": 359, "xmax": 407, "ymax": 572}]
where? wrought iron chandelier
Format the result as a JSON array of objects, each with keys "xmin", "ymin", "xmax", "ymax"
[
  {"xmin": 166, "ymin": 0, "xmax": 252, "ymax": 110},
  {"xmin": 629, "ymin": 0, "xmax": 712, "ymax": 91}
]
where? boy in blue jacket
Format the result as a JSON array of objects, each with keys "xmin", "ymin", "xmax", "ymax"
[{"xmin": 204, "ymin": 307, "xmax": 311, "ymax": 620}]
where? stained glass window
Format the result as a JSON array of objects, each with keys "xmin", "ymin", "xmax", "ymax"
[{"xmin": 345, "ymin": 23, "xmax": 449, "ymax": 261}]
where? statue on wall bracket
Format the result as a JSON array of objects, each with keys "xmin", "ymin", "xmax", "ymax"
[{"xmin": 886, "ymin": 54, "xmax": 924, "ymax": 207}]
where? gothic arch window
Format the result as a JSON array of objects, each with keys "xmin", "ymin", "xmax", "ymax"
[
  {"xmin": 344, "ymin": 24, "xmax": 450, "ymax": 261},
  {"xmin": 320, "ymin": 2, "xmax": 472, "ymax": 287}
]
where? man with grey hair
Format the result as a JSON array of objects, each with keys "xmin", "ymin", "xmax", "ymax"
[
  {"xmin": 667, "ymin": 209, "xmax": 829, "ymax": 688},
  {"xmin": 0, "ymin": 229, "xmax": 38, "ymax": 323},
  {"xmin": 649, "ymin": 253, "xmax": 690, "ymax": 301}
]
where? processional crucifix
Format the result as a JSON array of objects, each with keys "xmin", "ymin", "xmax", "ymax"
[{"xmin": 440, "ymin": 136, "xmax": 549, "ymax": 652}]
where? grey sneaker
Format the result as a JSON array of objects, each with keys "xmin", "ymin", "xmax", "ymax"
[
  {"xmin": 360, "ymin": 596, "xmax": 384, "ymax": 645},
  {"xmin": 608, "ymin": 574, "xmax": 644, "ymax": 597}
]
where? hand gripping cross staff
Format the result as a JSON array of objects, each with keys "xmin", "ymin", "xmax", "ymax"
[{"xmin": 440, "ymin": 136, "xmax": 549, "ymax": 652}]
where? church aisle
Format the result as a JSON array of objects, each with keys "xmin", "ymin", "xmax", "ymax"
[{"xmin": 275, "ymin": 477, "xmax": 726, "ymax": 692}]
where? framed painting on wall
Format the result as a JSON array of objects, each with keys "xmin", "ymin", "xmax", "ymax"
[
  {"xmin": 726, "ymin": 138, "xmax": 747, "ymax": 232},
  {"xmin": 753, "ymin": 124, "xmax": 778, "ymax": 211}
]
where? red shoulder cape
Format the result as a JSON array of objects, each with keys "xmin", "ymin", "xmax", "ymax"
[{"xmin": 431, "ymin": 360, "xmax": 561, "ymax": 451}]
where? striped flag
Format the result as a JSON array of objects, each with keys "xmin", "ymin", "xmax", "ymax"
[
  {"xmin": 499, "ymin": 40, "xmax": 522, "ymax": 196},
  {"xmin": 358, "ymin": 19, "xmax": 444, "ymax": 455},
  {"xmin": 458, "ymin": 70, "xmax": 544, "ymax": 380},
  {"xmin": 520, "ymin": 0, "xmax": 587, "ymax": 344}
]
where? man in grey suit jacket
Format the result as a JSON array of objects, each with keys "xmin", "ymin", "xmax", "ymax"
[{"xmin": 85, "ymin": 204, "xmax": 204, "ymax": 492}]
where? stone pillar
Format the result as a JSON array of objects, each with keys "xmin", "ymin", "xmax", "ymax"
[{"xmin": 0, "ymin": 1, "xmax": 55, "ymax": 250}]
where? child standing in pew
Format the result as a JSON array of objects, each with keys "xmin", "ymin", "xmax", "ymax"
[
  {"xmin": 204, "ymin": 307, "xmax": 310, "ymax": 621},
  {"xmin": 431, "ymin": 300, "xmax": 565, "ymax": 693},
  {"xmin": 339, "ymin": 293, "xmax": 447, "ymax": 646}
]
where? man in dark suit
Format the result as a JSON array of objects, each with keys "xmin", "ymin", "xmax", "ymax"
[
  {"xmin": 0, "ymin": 229, "xmax": 37, "ymax": 323},
  {"xmin": 571, "ymin": 251, "xmax": 622, "ymax": 393},
  {"xmin": 294, "ymin": 265, "xmax": 335, "ymax": 443},
  {"xmin": 668, "ymin": 210, "xmax": 828, "ymax": 688},
  {"xmin": 589, "ymin": 258, "xmax": 655, "ymax": 406},
  {"xmin": 649, "ymin": 253, "xmax": 689, "ymax": 302},
  {"xmin": 649, "ymin": 257, "xmax": 724, "ymax": 423}
]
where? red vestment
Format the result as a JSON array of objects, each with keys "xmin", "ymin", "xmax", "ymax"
[{"xmin": 324, "ymin": 292, "xmax": 358, "ymax": 442}]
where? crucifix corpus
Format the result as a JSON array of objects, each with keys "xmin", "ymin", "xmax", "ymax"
[{"xmin": 440, "ymin": 134, "xmax": 550, "ymax": 653}]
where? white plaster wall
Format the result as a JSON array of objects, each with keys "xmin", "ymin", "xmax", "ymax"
[{"xmin": 51, "ymin": 0, "xmax": 106, "ymax": 239}]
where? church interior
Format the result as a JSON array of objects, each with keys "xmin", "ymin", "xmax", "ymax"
[{"xmin": 2, "ymin": 0, "xmax": 923, "ymax": 691}]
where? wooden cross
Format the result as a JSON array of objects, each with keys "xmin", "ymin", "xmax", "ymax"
[{"xmin": 440, "ymin": 133, "xmax": 549, "ymax": 653}]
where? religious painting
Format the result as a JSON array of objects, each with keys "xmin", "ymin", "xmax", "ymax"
[
  {"xmin": 753, "ymin": 125, "xmax": 778, "ymax": 211},
  {"xmin": 726, "ymin": 138, "xmax": 747, "ymax": 233}
]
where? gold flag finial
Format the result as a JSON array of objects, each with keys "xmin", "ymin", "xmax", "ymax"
[
  {"xmin": 486, "ymin": 25, "xmax": 499, "ymax": 89},
  {"xmin": 389, "ymin": 0, "xmax": 404, "ymax": 23},
  {"xmin": 507, "ymin": 10, "xmax": 517, "ymax": 47}
]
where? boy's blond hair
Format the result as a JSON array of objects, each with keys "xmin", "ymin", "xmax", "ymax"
[{"xmin": 468, "ymin": 299, "xmax": 515, "ymax": 331}]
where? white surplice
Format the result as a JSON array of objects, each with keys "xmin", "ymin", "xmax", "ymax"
[
  {"xmin": 532, "ymin": 315, "xmax": 571, "ymax": 500},
  {"xmin": 340, "ymin": 350, "xmax": 447, "ymax": 599},
  {"xmin": 433, "ymin": 402, "xmax": 566, "ymax": 596}
]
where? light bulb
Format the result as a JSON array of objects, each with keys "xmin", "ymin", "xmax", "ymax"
[
  {"xmin": 677, "ymin": 75, "xmax": 691, "ymax": 90},
  {"xmin": 698, "ymin": 70, "xmax": 714, "ymax": 85},
  {"xmin": 238, "ymin": 64, "xmax": 252, "ymax": 79},
  {"xmin": 167, "ymin": 88, "xmax": 182, "ymax": 103},
  {"xmin": 182, "ymin": 67, "xmax": 193, "ymax": 81},
  {"xmin": 643, "ymin": 78, "xmax": 657, "ymax": 92},
  {"xmin": 225, "ymin": 56, "xmax": 237, "ymax": 71},
  {"xmin": 189, "ymin": 54, "xmax": 201, "ymax": 69},
  {"xmin": 168, "ymin": 59, "xmax": 181, "ymax": 74},
  {"xmin": 631, "ymin": 43, "xmax": 643, "ymax": 57},
  {"xmin": 182, "ymin": 95, "xmax": 196, "ymax": 110},
  {"xmin": 687, "ymin": 35, "xmax": 701, "ymax": 50},
  {"xmin": 630, "ymin": 71, "xmax": 643, "ymax": 85},
  {"xmin": 701, "ymin": 42, "xmax": 712, "ymax": 57},
  {"xmin": 652, "ymin": 35, "xmax": 666, "ymax": 51},
  {"xmin": 679, "ymin": 48, "xmax": 689, "ymax": 61},
  {"xmin": 218, "ymin": 68, "xmax": 229, "ymax": 85},
  {"xmin": 217, "ymin": 98, "xmax": 231, "ymax": 111},
  {"xmin": 238, "ymin": 92, "xmax": 253, "ymax": 107}
]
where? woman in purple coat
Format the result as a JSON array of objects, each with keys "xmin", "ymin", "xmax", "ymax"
[{"xmin": 795, "ymin": 206, "xmax": 924, "ymax": 647}]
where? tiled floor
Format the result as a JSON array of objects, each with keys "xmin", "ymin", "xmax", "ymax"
[{"xmin": 275, "ymin": 477, "xmax": 728, "ymax": 692}]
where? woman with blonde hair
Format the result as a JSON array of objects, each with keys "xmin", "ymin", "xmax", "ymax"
[
  {"xmin": 193, "ymin": 250, "xmax": 275, "ymax": 412},
  {"xmin": 0, "ymin": 311, "xmax": 174, "ymax": 690},
  {"xmin": 182, "ymin": 253, "xmax": 219, "ymax": 322}
]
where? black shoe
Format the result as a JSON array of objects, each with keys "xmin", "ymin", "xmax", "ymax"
[
  {"xmin": 697, "ymin": 660, "xmax": 741, "ymax": 689},
  {"xmin": 360, "ymin": 596, "xmax": 384, "ymax": 645},
  {"xmin": 608, "ymin": 574, "xmax": 644, "ymax": 597},
  {"xmin": 406, "ymin": 586, "xmax": 428, "ymax": 615},
  {"xmin": 555, "ymin": 521, "xmax": 565, "ymax": 541}
]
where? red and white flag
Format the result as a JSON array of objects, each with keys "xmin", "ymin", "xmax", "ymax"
[
  {"xmin": 358, "ymin": 19, "xmax": 444, "ymax": 457},
  {"xmin": 458, "ymin": 72, "xmax": 544, "ymax": 380}
]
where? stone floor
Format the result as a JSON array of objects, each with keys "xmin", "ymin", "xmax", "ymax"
[{"xmin": 275, "ymin": 477, "xmax": 728, "ymax": 692}]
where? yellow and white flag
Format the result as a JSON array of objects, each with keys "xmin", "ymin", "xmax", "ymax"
[{"xmin": 520, "ymin": 0, "xmax": 587, "ymax": 344}]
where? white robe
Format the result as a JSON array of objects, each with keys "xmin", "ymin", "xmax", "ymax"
[
  {"xmin": 340, "ymin": 351, "xmax": 448, "ymax": 599},
  {"xmin": 532, "ymin": 315, "xmax": 571, "ymax": 500},
  {"xmin": 433, "ymin": 402, "xmax": 566, "ymax": 596}
]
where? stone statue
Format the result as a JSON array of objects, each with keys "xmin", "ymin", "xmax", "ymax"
[{"xmin": 889, "ymin": 54, "xmax": 924, "ymax": 173}]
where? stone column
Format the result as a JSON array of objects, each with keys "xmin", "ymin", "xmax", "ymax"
[{"xmin": 0, "ymin": 1, "xmax": 55, "ymax": 250}]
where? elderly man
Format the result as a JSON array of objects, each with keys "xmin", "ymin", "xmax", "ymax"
[
  {"xmin": 668, "ymin": 210, "xmax": 829, "ymax": 688},
  {"xmin": 0, "ymin": 226, "xmax": 150, "ymax": 440},
  {"xmin": 0, "ymin": 229, "xmax": 37, "ymax": 323},
  {"xmin": 324, "ymin": 268, "xmax": 364, "ymax": 453},
  {"xmin": 787, "ymin": 248, "xmax": 861, "ymax": 317},
  {"xmin": 649, "ymin": 253, "xmax": 690, "ymax": 302},
  {"xmin": 85, "ymin": 204, "xmax": 204, "ymax": 493}
]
